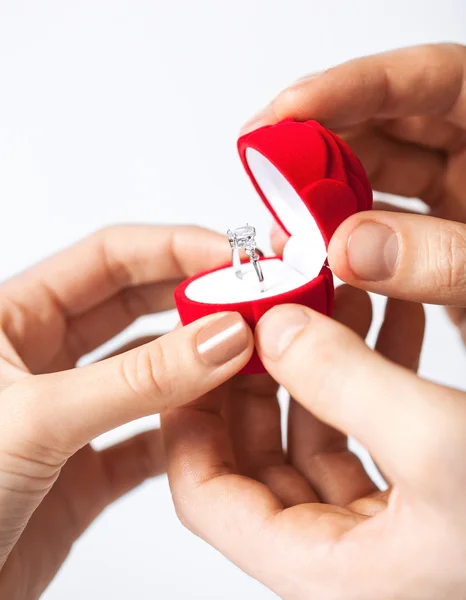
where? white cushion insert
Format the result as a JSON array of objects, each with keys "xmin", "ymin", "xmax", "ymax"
[{"xmin": 185, "ymin": 258, "xmax": 308, "ymax": 304}]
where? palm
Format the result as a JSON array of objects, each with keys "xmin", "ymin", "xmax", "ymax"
[
  {"xmin": 1, "ymin": 330, "xmax": 163, "ymax": 598},
  {"xmin": 163, "ymin": 284, "xmax": 426, "ymax": 599}
]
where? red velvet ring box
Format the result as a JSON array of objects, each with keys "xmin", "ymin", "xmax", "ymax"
[{"xmin": 175, "ymin": 119, "xmax": 373, "ymax": 374}]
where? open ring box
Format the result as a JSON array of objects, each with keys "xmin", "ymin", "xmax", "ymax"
[{"xmin": 175, "ymin": 119, "xmax": 373, "ymax": 374}]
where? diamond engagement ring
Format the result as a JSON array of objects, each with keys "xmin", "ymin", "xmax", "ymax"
[{"xmin": 227, "ymin": 224, "xmax": 265, "ymax": 293}]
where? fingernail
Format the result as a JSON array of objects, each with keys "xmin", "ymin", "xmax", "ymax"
[
  {"xmin": 196, "ymin": 313, "xmax": 249, "ymax": 366},
  {"xmin": 347, "ymin": 222, "xmax": 399, "ymax": 281},
  {"xmin": 257, "ymin": 306, "xmax": 310, "ymax": 360}
]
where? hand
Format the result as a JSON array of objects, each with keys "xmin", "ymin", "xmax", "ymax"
[
  {"xmin": 0, "ymin": 225, "xmax": 254, "ymax": 600},
  {"xmin": 244, "ymin": 43, "xmax": 466, "ymax": 340},
  {"xmin": 161, "ymin": 287, "xmax": 466, "ymax": 600}
]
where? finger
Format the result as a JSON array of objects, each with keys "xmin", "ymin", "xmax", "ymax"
[
  {"xmin": 270, "ymin": 222, "xmax": 290, "ymax": 256},
  {"xmin": 0, "ymin": 330, "xmax": 28, "ymax": 387},
  {"xmin": 328, "ymin": 211, "xmax": 466, "ymax": 305},
  {"xmin": 0, "ymin": 357, "xmax": 27, "ymax": 388},
  {"xmin": 375, "ymin": 299, "xmax": 425, "ymax": 372},
  {"xmin": 224, "ymin": 374, "xmax": 316, "ymax": 507},
  {"xmin": 369, "ymin": 299, "xmax": 425, "ymax": 487},
  {"xmin": 1, "ymin": 225, "xmax": 230, "ymax": 371},
  {"xmin": 347, "ymin": 489, "xmax": 391, "ymax": 517},
  {"xmin": 242, "ymin": 43, "xmax": 466, "ymax": 132},
  {"xmin": 162, "ymin": 388, "xmax": 284, "ymax": 575},
  {"xmin": 372, "ymin": 200, "xmax": 420, "ymax": 214},
  {"xmin": 342, "ymin": 129, "xmax": 445, "ymax": 207},
  {"xmin": 288, "ymin": 285, "xmax": 377, "ymax": 505},
  {"xmin": 47, "ymin": 283, "xmax": 178, "ymax": 372},
  {"xmin": 163, "ymin": 389, "xmax": 365, "ymax": 588},
  {"xmin": 96, "ymin": 335, "xmax": 162, "ymax": 360},
  {"xmin": 11, "ymin": 431, "xmax": 164, "ymax": 579},
  {"xmin": 344, "ymin": 127, "xmax": 466, "ymax": 223},
  {"xmin": 0, "ymin": 312, "xmax": 252, "ymax": 564},
  {"xmin": 256, "ymin": 303, "xmax": 463, "ymax": 495},
  {"xmin": 446, "ymin": 306, "xmax": 466, "ymax": 344},
  {"xmin": 52, "ymin": 430, "xmax": 165, "ymax": 535},
  {"xmin": 331, "ymin": 285, "xmax": 373, "ymax": 339},
  {"xmin": 4, "ymin": 225, "xmax": 228, "ymax": 315},
  {"xmin": 99, "ymin": 429, "xmax": 165, "ymax": 503},
  {"xmin": 381, "ymin": 115, "xmax": 466, "ymax": 153},
  {"xmin": 1, "ymin": 312, "xmax": 253, "ymax": 455}
]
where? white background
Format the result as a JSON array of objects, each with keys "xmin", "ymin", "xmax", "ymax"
[{"xmin": 0, "ymin": 1, "xmax": 466, "ymax": 598}]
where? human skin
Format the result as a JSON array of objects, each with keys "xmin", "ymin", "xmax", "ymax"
[
  {"xmin": 247, "ymin": 43, "xmax": 466, "ymax": 339},
  {"xmin": 0, "ymin": 225, "xmax": 255, "ymax": 600},
  {"xmin": 163, "ymin": 289, "xmax": 440, "ymax": 600},
  {"xmin": 162, "ymin": 44, "xmax": 466, "ymax": 599}
]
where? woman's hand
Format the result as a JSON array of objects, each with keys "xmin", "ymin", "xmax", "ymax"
[
  {"xmin": 0, "ymin": 225, "xmax": 254, "ymax": 600},
  {"xmin": 164, "ymin": 288, "xmax": 466, "ymax": 599},
  {"xmin": 245, "ymin": 42, "xmax": 466, "ymax": 339}
]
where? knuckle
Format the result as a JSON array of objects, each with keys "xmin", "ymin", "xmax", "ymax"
[
  {"xmin": 94, "ymin": 225, "xmax": 133, "ymax": 289},
  {"xmin": 0, "ymin": 446, "xmax": 62, "ymax": 494},
  {"xmin": 120, "ymin": 341, "xmax": 175, "ymax": 405},
  {"xmin": 0, "ymin": 378, "xmax": 68, "ymax": 491},
  {"xmin": 271, "ymin": 88, "xmax": 295, "ymax": 119},
  {"xmin": 429, "ymin": 225, "xmax": 466, "ymax": 294},
  {"xmin": 445, "ymin": 42, "xmax": 466, "ymax": 58},
  {"xmin": 172, "ymin": 494, "xmax": 199, "ymax": 534},
  {"xmin": 179, "ymin": 224, "xmax": 203, "ymax": 236},
  {"xmin": 416, "ymin": 43, "xmax": 447, "ymax": 63},
  {"xmin": 3, "ymin": 377, "xmax": 44, "ymax": 436},
  {"xmin": 94, "ymin": 223, "xmax": 126, "ymax": 239}
]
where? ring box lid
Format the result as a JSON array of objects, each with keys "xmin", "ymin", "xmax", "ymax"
[{"xmin": 237, "ymin": 119, "xmax": 372, "ymax": 260}]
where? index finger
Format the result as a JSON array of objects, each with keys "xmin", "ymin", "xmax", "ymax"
[
  {"xmin": 242, "ymin": 43, "xmax": 466, "ymax": 132},
  {"xmin": 2, "ymin": 225, "xmax": 229, "ymax": 316},
  {"xmin": 162, "ymin": 383, "xmax": 283, "ymax": 572}
]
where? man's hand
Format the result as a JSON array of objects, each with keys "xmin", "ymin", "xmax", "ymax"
[
  {"xmin": 246, "ymin": 43, "xmax": 466, "ymax": 340},
  {"xmin": 161, "ymin": 287, "xmax": 466, "ymax": 600}
]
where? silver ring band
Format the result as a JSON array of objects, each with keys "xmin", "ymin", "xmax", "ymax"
[{"xmin": 227, "ymin": 224, "xmax": 265, "ymax": 293}]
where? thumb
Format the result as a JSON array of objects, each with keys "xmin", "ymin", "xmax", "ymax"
[
  {"xmin": 0, "ymin": 312, "xmax": 252, "ymax": 567},
  {"xmin": 1, "ymin": 312, "xmax": 252, "ymax": 455},
  {"xmin": 328, "ymin": 211, "xmax": 466, "ymax": 305},
  {"xmin": 255, "ymin": 304, "xmax": 463, "ymax": 496}
]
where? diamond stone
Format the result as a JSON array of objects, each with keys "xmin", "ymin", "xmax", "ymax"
[{"xmin": 227, "ymin": 224, "xmax": 256, "ymax": 250}]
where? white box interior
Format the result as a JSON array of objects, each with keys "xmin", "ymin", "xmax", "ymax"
[{"xmin": 185, "ymin": 147, "xmax": 328, "ymax": 304}]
